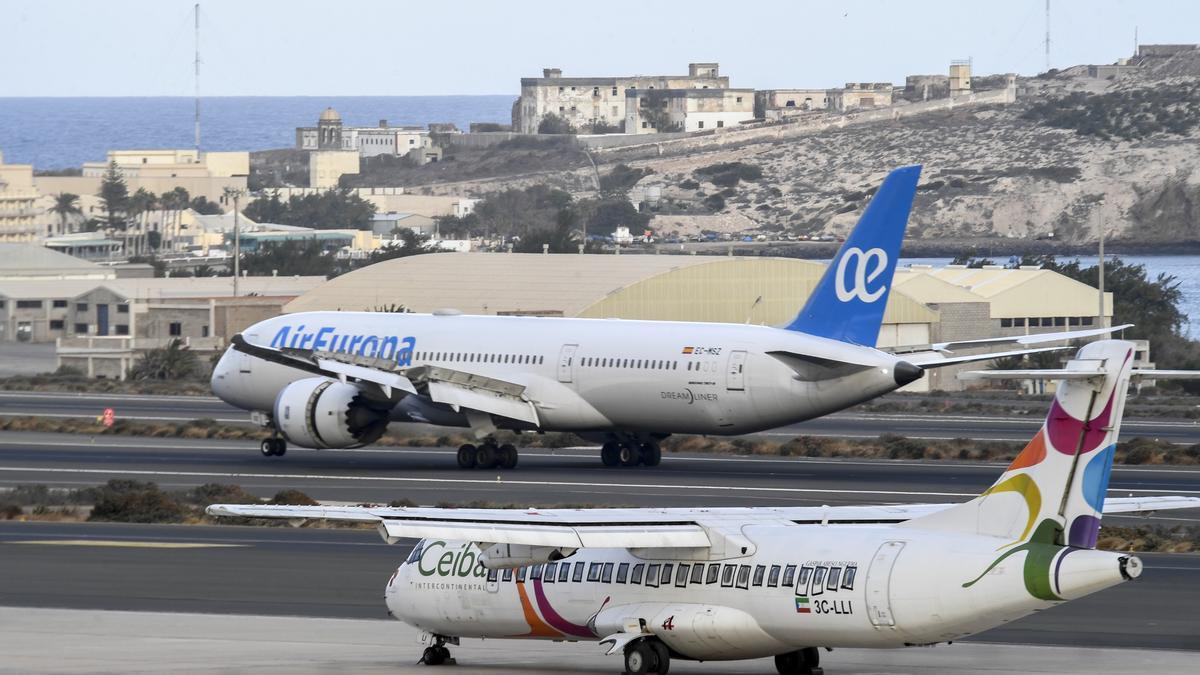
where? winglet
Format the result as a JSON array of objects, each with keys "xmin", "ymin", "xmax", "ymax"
[{"xmin": 784, "ymin": 165, "xmax": 921, "ymax": 345}]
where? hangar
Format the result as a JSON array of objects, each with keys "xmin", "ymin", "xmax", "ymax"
[{"xmin": 284, "ymin": 253, "xmax": 1114, "ymax": 392}]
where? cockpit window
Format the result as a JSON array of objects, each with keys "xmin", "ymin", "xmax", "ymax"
[{"xmin": 404, "ymin": 541, "xmax": 424, "ymax": 565}]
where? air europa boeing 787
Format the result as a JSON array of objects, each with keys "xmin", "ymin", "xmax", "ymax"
[
  {"xmin": 209, "ymin": 340, "xmax": 1199, "ymax": 674},
  {"xmin": 211, "ymin": 165, "xmax": 1122, "ymax": 468}
]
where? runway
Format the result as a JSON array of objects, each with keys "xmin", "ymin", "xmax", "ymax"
[
  {"xmin": 1, "ymin": 521, "xmax": 1198, "ymax": 652},
  {"xmin": 2, "ymin": 432, "xmax": 1200, "ymax": 513},
  {"xmin": 3, "ymin": 390, "xmax": 1198, "ymax": 444}
]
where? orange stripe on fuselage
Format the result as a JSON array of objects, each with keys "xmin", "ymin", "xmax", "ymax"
[
  {"xmin": 1007, "ymin": 429, "xmax": 1047, "ymax": 471},
  {"xmin": 513, "ymin": 581, "xmax": 562, "ymax": 638}
]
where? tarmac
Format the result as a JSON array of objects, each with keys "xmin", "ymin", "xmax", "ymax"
[{"xmin": 2, "ymin": 606, "xmax": 1196, "ymax": 675}]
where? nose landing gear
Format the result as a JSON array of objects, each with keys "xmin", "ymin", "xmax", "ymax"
[
  {"xmin": 418, "ymin": 635, "xmax": 457, "ymax": 666},
  {"xmin": 775, "ymin": 646, "xmax": 822, "ymax": 675}
]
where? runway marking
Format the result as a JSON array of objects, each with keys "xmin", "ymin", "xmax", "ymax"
[
  {"xmin": 2, "ymin": 437, "xmax": 1199, "ymax": 475},
  {"xmin": 5, "ymin": 539, "xmax": 246, "ymax": 549},
  {"xmin": 3, "ymin": 465, "xmax": 1200, "ymax": 499},
  {"xmin": 0, "ymin": 412, "xmax": 249, "ymax": 423}
]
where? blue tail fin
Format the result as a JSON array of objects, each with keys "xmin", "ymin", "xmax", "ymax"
[{"xmin": 784, "ymin": 165, "xmax": 922, "ymax": 345}]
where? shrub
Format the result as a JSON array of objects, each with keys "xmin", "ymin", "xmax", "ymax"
[
  {"xmin": 88, "ymin": 480, "xmax": 188, "ymax": 523},
  {"xmin": 388, "ymin": 498, "xmax": 418, "ymax": 507},
  {"xmin": 189, "ymin": 483, "xmax": 260, "ymax": 505},
  {"xmin": 679, "ymin": 179, "xmax": 700, "ymax": 190},
  {"xmin": 269, "ymin": 489, "xmax": 319, "ymax": 506},
  {"xmin": 537, "ymin": 113, "xmax": 574, "ymax": 135},
  {"xmin": 0, "ymin": 502, "xmax": 22, "ymax": 519},
  {"xmin": 702, "ymin": 194, "xmax": 726, "ymax": 211}
]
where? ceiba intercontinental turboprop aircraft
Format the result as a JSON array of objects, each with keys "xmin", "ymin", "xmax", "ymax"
[
  {"xmin": 210, "ymin": 165, "xmax": 1123, "ymax": 469},
  {"xmin": 209, "ymin": 339, "xmax": 1199, "ymax": 674}
]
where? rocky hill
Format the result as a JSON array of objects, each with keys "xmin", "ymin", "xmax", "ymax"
[{"xmin": 403, "ymin": 49, "xmax": 1200, "ymax": 248}]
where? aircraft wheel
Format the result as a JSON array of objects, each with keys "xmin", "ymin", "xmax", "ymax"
[
  {"xmin": 260, "ymin": 439, "xmax": 274, "ymax": 457},
  {"xmin": 600, "ymin": 442, "xmax": 620, "ymax": 467},
  {"xmin": 640, "ymin": 442, "xmax": 662, "ymax": 467},
  {"xmin": 623, "ymin": 639, "xmax": 659, "ymax": 675},
  {"xmin": 497, "ymin": 444, "xmax": 518, "ymax": 469},
  {"xmin": 456, "ymin": 444, "xmax": 477, "ymax": 469},
  {"xmin": 649, "ymin": 640, "xmax": 670, "ymax": 674},
  {"xmin": 476, "ymin": 443, "xmax": 497, "ymax": 469},
  {"xmin": 774, "ymin": 648, "xmax": 815, "ymax": 675},
  {"xmin": 420, "ymin": 646, "xmax": 445, "ymax": 666},
  {"xmin": 619, "ymin": 442, "xmax": 641, "ymax": 467}
]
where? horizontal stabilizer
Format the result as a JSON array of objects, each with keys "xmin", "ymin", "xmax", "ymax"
[
  {"xmin": 906, "ymin": 345, "xmax": 1067, "ymax": 369},
  {"xmin": 913, "ymin": 324, "xmax": 1134, "ymax": 353},
  {"xmin": 959, "ymin": 368, "xmax": 1200, "ymax": 381}
]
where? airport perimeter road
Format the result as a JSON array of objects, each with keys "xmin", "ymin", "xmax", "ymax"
[
  {"xmin": 1, "ymin": 521, "xmax": 1197, "ymax": 652},
  {"xmin": 2, "ymin": 432, "xmax": 1200, "ymax": 515},
  {"xmin": 2, "ymin": 390, "xmax": 1198, "ymax": 444}
]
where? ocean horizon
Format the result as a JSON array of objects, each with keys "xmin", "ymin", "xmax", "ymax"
[{"xmin": 0, "ymin": 95, "xmax": 515, "ymax": 169}]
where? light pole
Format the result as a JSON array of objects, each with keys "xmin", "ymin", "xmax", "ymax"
[
  {"xmin": 579, "ymin": 145, "xmax": 602, "ymax": 253},
  {"xmin": 223, "ymin": 187, "xmax": 246, "ymax": 297}
]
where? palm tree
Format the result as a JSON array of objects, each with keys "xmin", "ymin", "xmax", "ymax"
[
  {"xmin": 49, "ymin": 193, "xmax": 82, "ymax": 235},
  {"xmin": 128, "ymin": 339, "xmax": 199, "ymax": 380}
]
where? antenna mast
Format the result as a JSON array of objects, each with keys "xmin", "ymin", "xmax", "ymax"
[
  {"xmin": 1044, "ymin": 0, "xmax": 1051, "ymax": 72},
  {"xmin": 193, "ymin": 2, "xmax": 200, "ymax": 152}
]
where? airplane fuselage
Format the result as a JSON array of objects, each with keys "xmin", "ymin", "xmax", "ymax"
[
  {"xmin": 386, "ymin": 524, "xmax": 1132, "ymax": 661},
  {"xmin": 213, "ymin": 312, "xmax": 915, "ymax": 439}
]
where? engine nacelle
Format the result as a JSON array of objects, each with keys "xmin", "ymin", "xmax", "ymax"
[
  {"xmin": 478, "ymin": 543, "xmax": 578, "ymax": 570},
  {"xmin": 273, "ymin": 377, "xmax": 391, "ymax": 449},
  {"xmin": 592, "ymin": 602, "xmax": 789, "ymax": 661}
]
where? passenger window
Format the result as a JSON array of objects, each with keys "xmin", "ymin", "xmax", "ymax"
[
  {"xmin": 631, "ymin": 563, "xmax": 645, "ymax": 585},
  {"xmin": 705, "ymin": 564, "xmax": 721, "ymax": 584},
  {"xmin": 559, "ymin": 563, "xmax": 572, "ymax": 583},
  {"xmin": 810, "ymin": 566, "xmax": 827, "ymax": 596},
  {"xmin": 572, "ymin": 563, "xmax": 585, "ymax": 582},
  {"xmin": 675, "ymin": 563, "xmax": 690, "ymax": 587},
  {"xmin": 768, "ymin": 565, "xmax": 781, "ymax": 587},
  {"xmin": 531, "ymin": 564, "xmax": 543, "ymax": 580},
  {"xmin": 661, "ymin": 564, "xmax": 673, "ymax": 587},
  {"xmin": 602, "ymin": 562, "xmax": 614, "ymax": 583},
  {"xmin": 487, "ymin": 568, "xmax": 498, "ymax": 582},
  {"xmin": 517, "ymin": 567, "xmax": 527, "ymax": 582},
  {"xmin": 503, "ymin": 569, "xmax": 513, "ymax": 582},
  {"xmin": 689, "ymin": 563, "xmax": 705, "ymax": 585},
  {"xmin": 545, "ymin": 562, "xmax": 557, "ymax": 582},
  {"xmin": 646, "ymin": 564, "xmax": 661, "ymax": 588},
  {"xmin": 842, "ymin": 565, "xmax": 857, "ymax": 590},
  {"xmin": 796, "ymin": 566, "xmax": 811, "ymax": 595},
  {"xmin": 752, "ymin": 565, "xmax": 765, "ymax": 587},
  {"xmin": 736, "ymin": 565, "xmax": 751, "ymax": 589},
  {"xmin": 617, "ymin": 562, "xmax": 629, "ymax": 583},
  {"xmin": 587, "ymin": 563, "xmax": 602, "ymax": 582},
  {"xmin": 782, "ymin": 565, "xmax": 797, "ymax": 587},
  {"xmin": 827, "ymin": 566, "xmax": 841, "ymax": 591},
  {"xmin": 721, "ymin": 564, "xmax": 736, "ymax": 587}
]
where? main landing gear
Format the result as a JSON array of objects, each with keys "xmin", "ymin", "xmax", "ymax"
[
  {"xmin": 259, "ymin": 437, "xmax": 286, "ymax": 457},
  {"xmin": 601, "ymin": 441, "xmax": 662, "ymax": 468},
  {"xmin": 419, "ymin": 635, "xmax": 457, "ymax": 666},
  {"xmin": 456, "ymin": 440, "xmax": 519, "ymax": 470},
  {"xmin": 623, "ymin": 638, "xmax": 670, "ymax": 675},
  {"xmin": 775, "ymin": 647, "xmax": 822, "ymax": 675}
]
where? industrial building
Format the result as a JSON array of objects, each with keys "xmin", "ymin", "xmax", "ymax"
[{"xmin": 282, "ymin": 253, "xmax": 1114, "ymax": 392}]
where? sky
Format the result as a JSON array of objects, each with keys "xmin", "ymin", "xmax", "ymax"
[{"xmin": 0, "ymin": 0, "xmax": 1194, "ymax": 97}]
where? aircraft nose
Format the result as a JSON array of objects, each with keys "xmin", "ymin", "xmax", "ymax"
[
  {"xmin": 210, "ymin": 349, "xmax": 239, "ymax": 404},
  {"xmin": 893, "ymin": 361, "xmax": 924, "ymax": 387}
]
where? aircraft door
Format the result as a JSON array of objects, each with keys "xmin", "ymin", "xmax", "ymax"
[
  {"xmin": 557, "ymin": 344, "xmax": 578, "ymax": 383},
  {"xmin": 864, "ymin": 541, "xmax": 905, "ymax": 628},
  {"xmin": 725, "ymin": 350, "xmax": 747, "ymax": 391}
]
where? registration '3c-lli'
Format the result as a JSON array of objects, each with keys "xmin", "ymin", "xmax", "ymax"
[{"xmin": 209, "ymin": 340, "xmax": 1200, "ymax": 675}]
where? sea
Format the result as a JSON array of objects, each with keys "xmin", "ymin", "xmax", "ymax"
[
  {"xmin": 0, "ymin": 97, "xmax": 1197, "ymax": 338},
  {"xmin": 0, "ymin": 96, "xmax": 514, "ymax": 169}
]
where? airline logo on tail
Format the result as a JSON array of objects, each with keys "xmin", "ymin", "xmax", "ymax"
[
  {"xmin": 784, "ymin": 165, "xmax": 921, "ymax": 346},
  {"xmin": 834, "ymin": 247, "xmax": 889, "ymax": 303}
]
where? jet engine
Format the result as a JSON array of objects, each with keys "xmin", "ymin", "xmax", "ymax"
[{"xmin": 273, "ymin": 377, "xmax": 392, "ymax": 449}]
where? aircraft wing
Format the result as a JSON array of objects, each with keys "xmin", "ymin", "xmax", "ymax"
[
  {"xmin": 229, "ymin": 334, "xmax": 539, "ymax": 426},
  {"xmin": 208, "ymin": 497, "xmax": 1200, "ymax": 548},
  {"xmin": 888, "ymin": 324, "xmax": 1133, "ymax": 355},
  {"xmin": 903, "ymin": 345, "xmax": 1068, "ymax": 369}
]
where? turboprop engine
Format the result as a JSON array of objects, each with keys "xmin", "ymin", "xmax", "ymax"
[{"xmin": 273, "ymin": 377, "xmax": 392, "ymax": 449}]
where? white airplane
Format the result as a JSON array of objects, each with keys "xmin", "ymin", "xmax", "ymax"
[
  {"xmin": 211, "ymin": 165, "xmax": 1124, "ymax": 469},
  {"xmin": 210, "ymin": 339, "xmax": 1200, "ymax": 674}
]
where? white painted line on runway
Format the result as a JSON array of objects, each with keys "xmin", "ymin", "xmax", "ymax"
[
  {"xmin": 0, "ymin": 412, "xmax": 248, "ymax": 423},
  {"xmin": 3, "ymin": 465, "xmax": 1200, "ymax": 498},
  {"xmin": 0, "ymin": 392, "xmax": 223, "ymax": 403},
  {"xmin": 2, "ymin": 437, "xmax": 1199, "ymax": 475}
]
